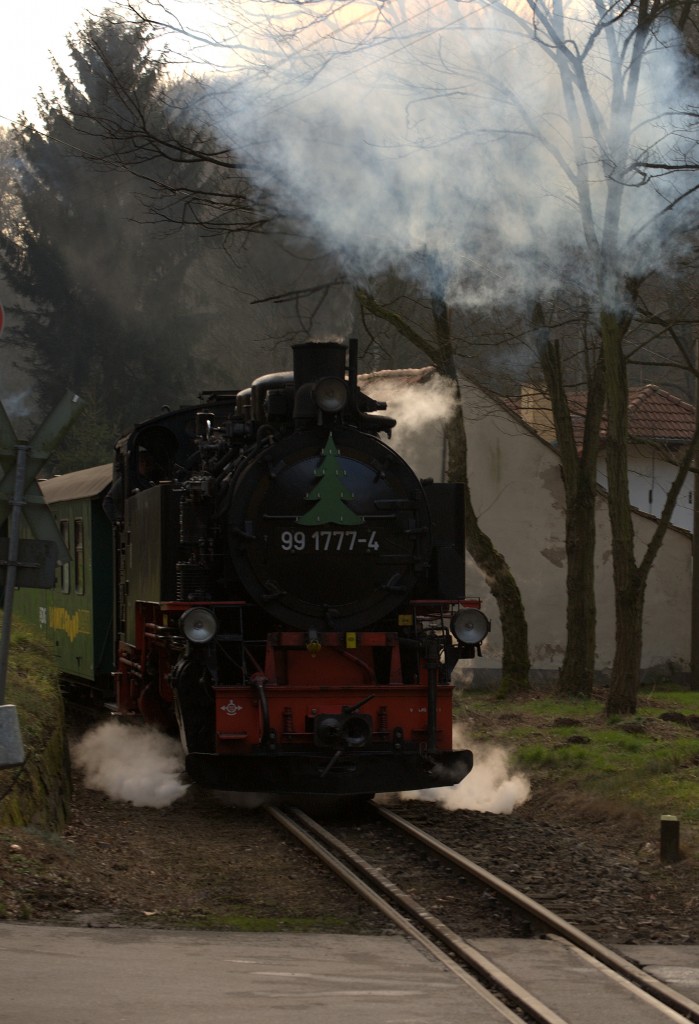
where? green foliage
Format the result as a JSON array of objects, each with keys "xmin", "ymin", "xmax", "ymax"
[
  {"xmin": 1, "ymin": 617, "xmax": 71, "ymax": 831},
  {"xmin": 4, "ymin": 617, "xmax": 62, "ymax": 750},
  {"xmin": 0, "ymin": 15, "xmax": 215, "ymax": 434},
  {"xmin": 53, "ymin": 371, "xmax": 116, "ymax": 472},
  {"xmin": 3, "ymin": 625, "xmax": 60, "ymax": 751}
]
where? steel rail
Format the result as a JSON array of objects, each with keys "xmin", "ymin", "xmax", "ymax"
[
  {"xmin": 268, "ymin": 804, "xmax": 570, "ymax": 1024},
  {"xmin": 376, "ymin": 804, "xmax": 699, "ymax": 1023}
]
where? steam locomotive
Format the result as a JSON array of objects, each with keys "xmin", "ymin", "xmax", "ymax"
[{"xmin": 30, "ymin": 339, "xmax": 490, "ymax": 796}]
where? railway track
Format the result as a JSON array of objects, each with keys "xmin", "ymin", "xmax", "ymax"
[{"xmin": 268, "ymin": 802, "xmax": 699, "ymax": 1024}]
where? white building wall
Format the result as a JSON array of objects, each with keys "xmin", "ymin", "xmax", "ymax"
[
  {"xmin": 597, "ymin": 447, "xmax": 694, "ymax": 533},
  {"xmin": 369, "ymin": 376, "xmax": 691, "ymax": 684}
]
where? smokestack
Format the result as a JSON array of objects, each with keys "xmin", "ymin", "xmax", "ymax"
[{"xmin": 293, "ymin": 342, "xmax": 346, "ymax": 389}]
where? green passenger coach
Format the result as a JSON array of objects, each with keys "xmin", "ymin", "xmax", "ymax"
[{"xmin": 13, "ymin": 464, "xmax": 114, "ymax": 694}]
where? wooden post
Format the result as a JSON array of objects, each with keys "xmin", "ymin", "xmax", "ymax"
[
  {"xmin": 692, "ymin": 334, "xmax": 699, "ymax": 689},
  {"xmin": 660, "ymin": 815, "xmax": 681, "ymax": 864}
]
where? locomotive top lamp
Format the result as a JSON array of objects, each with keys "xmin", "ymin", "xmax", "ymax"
[{"xmin": 313, "ymin": 377, "xmax": 348, "ymax": 413}]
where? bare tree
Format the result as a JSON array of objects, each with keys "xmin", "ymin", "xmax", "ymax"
[
  {"xmin": 357, "ymin": 285, "xmax": 531, "ymax": 694},
  {"xmin": 92, "ymin": 2, "xmax": 699, "ymax": 708},
  {"xmin": 528, "ymin": 304, "xmax": 606, "ymax": 698},
  {"xmin": 516, "ymin": 0, "xmax": 699, "ymax": 713}
]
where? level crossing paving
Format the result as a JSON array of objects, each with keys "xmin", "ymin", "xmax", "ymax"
[{"xmin": 2, "ymin": 923, "xmax": 698, "ymax": 1024}]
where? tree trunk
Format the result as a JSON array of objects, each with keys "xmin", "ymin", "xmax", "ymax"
[
  {"xmin": 539, "ymin": 332, "xmax": 605, "ymax": 697},
  {"xmin": 430, "ymin": 290, "xmax": 530, "ymax": 695},
  {"xmin": 445, "ymin": 388, "xmax": 531, "ymax": 695},
  {"xmin": 601, "ymin": 303, "xmax": 699, "ymax": 714},
  {"xmin": 600, "ymin": 310, "xmax": 642, "ymax": 715},
  {"xmin": 558, "ymin": 483, "xmax": 598, "ymax": 696},
  {"xmin": 606, "ymin": 573, "xmax": 645, "ymax": 715}
]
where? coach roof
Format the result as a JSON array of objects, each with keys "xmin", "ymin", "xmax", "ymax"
[{"xmin": 38, "ymin": 464, "xmax": 113, "ymax": 504}]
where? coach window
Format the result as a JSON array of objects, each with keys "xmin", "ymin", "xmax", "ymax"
[
  {"xmin": 60, "ymin": 520, "xmax": 70, "ymax": 593},
  {"xmin": 74, "ymin": 518, "xmax": 85, "ymax": 595}
]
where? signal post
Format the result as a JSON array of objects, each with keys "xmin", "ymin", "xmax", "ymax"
[{"xmin": 0, "ymin": 390, "xmax": 84, "ymax": 767}]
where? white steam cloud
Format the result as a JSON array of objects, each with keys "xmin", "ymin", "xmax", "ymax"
[
  {"xmin": 362, "ymin": 371, "xmax": 456, "ymax": 475},
  {"xmin": 72, "ymin": 721, "xmax": 189, "ymax": 808},
  {"xmin": 197, "ymin": 0, "xmax": 699, "ymax": 312},
  {"xmin": 399, "ymin": 727, "xmax": 530, "ymax": 813}
]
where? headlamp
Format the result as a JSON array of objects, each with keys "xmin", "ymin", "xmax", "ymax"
[
  {"xmin": 179, "ymin": 607, "xmax": 218, "ymax": 644},
  {"xmin": 450, "ymin": 608, "xmax": 490, "ymax": 646}
]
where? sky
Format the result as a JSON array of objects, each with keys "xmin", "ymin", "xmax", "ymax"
[
  {"xmin": 2, "ymin": 0, "xmax": 697, "ymax": 313},
  {"xmin": 0, "ymin": 0, "xmax": 228, "ymax": 128},
  {"xmin": 0, "ymin": 1, "xmax": 97, "ymax": 128}
]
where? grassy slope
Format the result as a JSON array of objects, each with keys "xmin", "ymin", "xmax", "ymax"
[
  {"xmin": 457, "ymin": 686, "xmax": 699, "ymax": 858},
  {"xmin": 2, "ymin": 618, "xmax": 63, "ymax": 745},
  {"xmin": 0, "ymin": 618, "xmax": 68, "ymax": 830}
]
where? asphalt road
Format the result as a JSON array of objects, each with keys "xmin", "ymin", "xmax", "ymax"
[{"xmin": 3, "ymin": 924, "xmax": 698, "ymax": 1024}]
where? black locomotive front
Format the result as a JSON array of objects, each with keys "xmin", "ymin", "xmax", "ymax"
[
  {"xmin": 111, "ymin": 339, "xmax": 488, "ymax": 795},
  {"xmin": 227, "ymin": 424, "xmax": 434, "ymax": 630}
]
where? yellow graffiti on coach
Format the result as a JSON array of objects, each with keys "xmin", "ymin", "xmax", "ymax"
[{"xmin": 48, "ymin": 606, "xmax": 91, "ymax": 642}]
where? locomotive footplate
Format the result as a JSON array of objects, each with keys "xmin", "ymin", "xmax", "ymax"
[{"xmin": 184, "ymin": 748, "xmax": 473, "ymax": 796}]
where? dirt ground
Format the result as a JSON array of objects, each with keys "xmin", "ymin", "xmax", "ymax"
[
  {"xmin": 1, "ymin": 771, "xmax": 387, "ymax": 932},
  {"xmin": 1, "ymin": 740, "xmax": 697, "ymax": 941}
]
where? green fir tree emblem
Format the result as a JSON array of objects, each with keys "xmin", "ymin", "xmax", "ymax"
[{"xmin": 297, "ymin": 434, "xmax": 364, "ymax": 526}]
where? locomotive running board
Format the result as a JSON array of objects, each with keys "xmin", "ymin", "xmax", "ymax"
[{"xmin": 184, "ymin": 748, "xmax": 473, "ymax": 796}]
